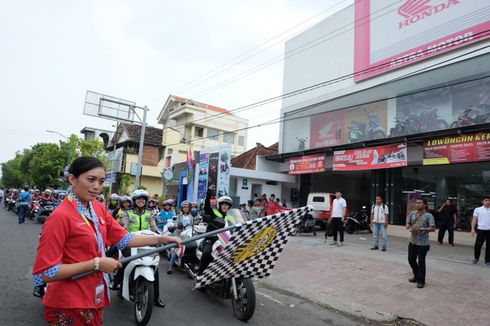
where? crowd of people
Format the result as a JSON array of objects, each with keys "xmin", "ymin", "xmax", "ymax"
[{"xmin": 238, "ymin": 193, "xmax": 287, "ymax": 220}]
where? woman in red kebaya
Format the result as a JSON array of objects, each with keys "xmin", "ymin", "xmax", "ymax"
[{"xmin": 32, "ymin": 157, "xmax": 181, "ymax": 325}]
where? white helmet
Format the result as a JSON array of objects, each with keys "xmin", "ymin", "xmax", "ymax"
[
  {"xmin": 109, "ymin": 193, "xmax": 119, "ymax": 201},
  {"xmin": 119, "ymin": 195, "xmax": 132, "ymax": 205},
  {"xmin": 218, "ymin": 196, "xmax": 233, "ymax": 206},
  {"xmin": 131, "ymin": 189, "xmax": 149, "ymax": 204},
  {"xmin": 181, "ymin": 200, "xmax": 190, "ymax": 208}
]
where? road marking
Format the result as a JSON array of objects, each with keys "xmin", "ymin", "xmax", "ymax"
[{"xmin": 256, "ymin": 291, "xmax": 284, "ymax": 305}]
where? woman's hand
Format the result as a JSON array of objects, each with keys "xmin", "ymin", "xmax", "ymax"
[
  {"xmin": 98, "ymin": 257, "xmax": 122, "ymax": 273},
  {"xmin": 163, "ymin": 236, "xmax": 182, "ymax": 248}
]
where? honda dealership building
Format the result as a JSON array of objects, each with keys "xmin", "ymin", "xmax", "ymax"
[{"xmin": 272, "ymin": 0, "xmax": 490, "ymax": 226}]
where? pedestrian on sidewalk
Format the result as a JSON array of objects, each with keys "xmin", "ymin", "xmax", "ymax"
[
  {"xmin": 17, "ymin": 187, "xmax": 31, "ymax": 224},
  {"xmin": 406, "ymin": 198, "xmax": 435, "ymax": 288},
  {"xmin": 437, "ymin": 199, "xmax": 457, "ymax": 246},
  {"xmin": 471, "ymin": 195, "xmax": 490, "ymax": 266},
  {"xmin": 330, "ymin": 191, "xmax": 347, "ymax": 247},
  {"xmin": 371, "ymin": 195, "xmax": 389, "ymax": 251}
]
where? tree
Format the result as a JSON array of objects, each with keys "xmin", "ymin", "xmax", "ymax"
[
  {"xmin": 28, "ymin": 143, "xmax": 65, "ymax": 189},
  {"xmin": 1, "ymin": 154, "xmax": 25, "ymax": 188},
  {"xmin": 119, "ymin": 174, "xmax": 133, "ymax": 195}
]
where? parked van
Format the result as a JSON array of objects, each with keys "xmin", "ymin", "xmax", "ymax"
[{"xmin": 307, "ymin": 192, "xmax": 335, "ymax": 229}]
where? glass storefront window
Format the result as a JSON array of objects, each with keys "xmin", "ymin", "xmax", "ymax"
[{"xmin": 399, "ymin": 162, "xmax": 490, "ymax": 229}]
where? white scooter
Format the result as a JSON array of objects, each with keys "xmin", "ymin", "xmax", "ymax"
[{"xmin": 109, "ymin": 230, "xmax": 160, "ymax": 326}]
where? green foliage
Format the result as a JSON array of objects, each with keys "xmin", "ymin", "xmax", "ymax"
[
  {"xmin": 119, "ymin": 174, "xmax": 133, "ymax": 195},
  {"xmin": 1, "ymin": 135, "xmax": 109, "ymax": 189}
]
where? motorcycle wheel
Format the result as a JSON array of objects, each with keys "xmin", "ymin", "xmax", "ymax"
[
  {"xmin": 134, "ymin": 277, "xmax": 154, "ymax": 326},
  {"xmin": 291, "ymin": 228, "xmax": 298, "ymax": 236},
  {"xmin": 345, "ymin": 223, "xmax": 355, "ymax": 234},
  {"xmin": 38, "ymin": 215, "xmax": 47, "ymax": 224},
  {"xmin": 435, "ymin": 119, "xmax": 449, "ymax": 131},
  {"xmin": 450, "ymin": 121, "xmax": 459, "ymax": 128},
  {"xmin": 231, "ymin": 278, "xmax": 256, "ymax": 322}
]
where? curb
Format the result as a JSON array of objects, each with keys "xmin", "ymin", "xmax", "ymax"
[{"xmin": 258, "ymin": 280, "xmax": 398, "ymax": 322}]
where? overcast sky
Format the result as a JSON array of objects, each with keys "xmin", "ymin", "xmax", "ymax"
[{"xmin": 0, "ymin": 0, "xmax": 352, "ymax": 168}]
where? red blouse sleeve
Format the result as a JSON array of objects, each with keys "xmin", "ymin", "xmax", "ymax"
[
  {"xmin": 105, "ymin": 208, "xmax": 129, "ymax": 246},
  {"xmin": 32, "ymin": 208, "xmax": 69, "ymax": 275}
]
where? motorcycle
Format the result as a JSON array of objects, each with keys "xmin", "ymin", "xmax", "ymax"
[
  {"xmin": 344, "ymin": 206, "xmax": 372, "ymax": 234},
  {"xmin": 291, "ymin": 213, "xmax": 316, "ymax": 236},
  {"xmin": 6, "ymin": 196, "xmax": 16, "ymax": 211},
  {"xmin": 451, "ymin": 106, "xmax": 490, "ymax": 128},
  {"xmin": 347, "ymin": 120, "xmax": 386, "ymax": 143},
  {"xmin": 37, "ymin": 200, "xmax": 55, "ymax": 224},
  {"xmin": 184, "ymin": 209, "xmax": 257, "ymax": 322},
  {"xmin": 109, "ymin": 230, "xmax": 161, "ymax": 326},
  {"xmin": 29, "ymin": 199, "xmax": 41, "ymax": 220}
]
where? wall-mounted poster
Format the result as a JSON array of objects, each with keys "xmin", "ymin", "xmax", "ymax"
[
  {"xmin": 345, "ymin": 101, "xmax": 388, "ymax": 144},
  {"xmin": 423, "ymin": 132, "xmax": 490, "ymax": 165},
  {"xmin": 333, "ymin": 143, "xmax": 407, "ymax": 171},
  {"xmin": 310, "ymin": 110, "xmax": 345, "ymax": 148}
]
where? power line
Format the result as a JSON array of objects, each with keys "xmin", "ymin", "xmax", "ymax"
[
  {"xmin": 160, "ymin": 43, "xmax": 490, "ymax": 149},
  {"xmin": 163, "ymin": 28, "xmax": 490, "ymax": 130},
  {"xmin": 144, "ymin": 0, "xmax": 399, "ymax": 109},
  {"xmin": 170, "ymin": 0, "xmax": 354, "ymax": 95},
  {"xmin": 188, "ymin": 1, "xmax": 402, "ymax": 99}
]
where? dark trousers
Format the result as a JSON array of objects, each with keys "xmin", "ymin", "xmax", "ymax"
[
  {"xmin": 437, "ymin": 220, "xmax": 454, "ymax": 244},
  {"xmin": 408, "ymin": 243, "xmax": 430, "ymax": 284},
  {"xmin": 474, "ymin": 229, "xmax": 490, "ymax": 263},
  {"xmin": 18, "ymin": 204, "xmax": 28, "ymax": 223},
  {"xmin": 197, "ymin": 239, "xmax": 215, "ymax": 275},
  {"xmin": 331, "ymin": 218, "xmax": 344, "ymax": 242}
]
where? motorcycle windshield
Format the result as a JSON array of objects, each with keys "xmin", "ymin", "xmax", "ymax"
[{"xmin": 227, "ymin": 208, "xmax": 246, "ymax": 225}]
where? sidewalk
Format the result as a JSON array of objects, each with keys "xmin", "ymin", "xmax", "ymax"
[{"xmin": 258, "ymin": 231, "xmax": 489, "ymax": 326}]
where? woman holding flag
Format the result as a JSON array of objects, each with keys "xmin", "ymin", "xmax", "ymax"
[{"xmin": 32, "ymin": 156, "xmax": 181, "ymax": 325}]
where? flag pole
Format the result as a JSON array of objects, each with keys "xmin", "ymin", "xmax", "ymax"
[{"xmin": 71, "ymin": 224, "xmax": 238, "ymax": 281}]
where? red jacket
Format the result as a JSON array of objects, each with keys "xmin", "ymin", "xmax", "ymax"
[{"xmin": 32, "ymin": 198, "xmax": 128, "ymax": 309}]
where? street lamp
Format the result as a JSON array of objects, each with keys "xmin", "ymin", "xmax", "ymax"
[{"xmin": 46, "ymin": 130, "xmax": 71, "ymax": 164}]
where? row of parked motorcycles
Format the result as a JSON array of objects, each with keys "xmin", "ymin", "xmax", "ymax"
[
  {"xmin": 4, "ymin": 194, "xmax": 55, "ymax": 223},
  {"xmin": 107, "ymin": 208, "xmax": 255, "ymax": 326},
  {"xmin": 292, "ymin": 206, "xmax": 372, "ymax": 236}
]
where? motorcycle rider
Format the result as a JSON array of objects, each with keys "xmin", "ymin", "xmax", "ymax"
[
  {"xmin": 29, "ymin": 189, "xmax": 42, "ymax": 217},
  {"xmin": 121, "ymin": 189, "xmax": 164, "ymax": 307},
  {"xmin": 35, "ymin": 189, "xmax": 53, "ymax": 222},
  {"xmin": 96, "ymin": 194, "xmax": 105, "ymax": 204},
  {"xmin": 113, "ymin": 195, "xmax": 131, "ymax": 228},
  {"xmin": 107, "ymin": 193, "xmax": 119, "ymax": 214},
  {"xmin": 167, "ymin": 201, "xmax": 194, "ymax": 274},
  {"xmin": 197, "ymin": 185, "xmax": 235, "ymax": 276},
  {"xmin": 155, "ymin": 200, "xmax": 175, "ymax": 232},
  {"xmin": 55, "ymin": 192, "xmax": 66, "ymax": 208},
  {"xmin": 148, "ymin": 199, "xmax": 159, "ymax": 218}
]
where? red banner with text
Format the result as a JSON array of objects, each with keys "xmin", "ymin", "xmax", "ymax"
[
  {"xmin": 423, "ymin": 132, "xmax": 490, "ymax": 165},
  {"xmin": 333, "ymin": 143, "xmax": 407, "ymax": 171},
  {"xmin": 288, "ymin": 154, "xmax": 326, "ymax": 175}
]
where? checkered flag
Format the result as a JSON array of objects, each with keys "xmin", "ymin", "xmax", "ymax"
[{"xmin": 195, "ymin": 206, "xmax": 311, "ymax": 288}]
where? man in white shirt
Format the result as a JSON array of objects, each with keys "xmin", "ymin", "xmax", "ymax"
[
  {"xmin": 330, "ymin": 191, "xmax": 347, "ymax": 247},
  {"xmin": 371, "ymin": 195, "xmax": 389, "ymax": 251},
  {"xmin": 471, "ymin": 195, "xmax": 490, "ymax": 266}
]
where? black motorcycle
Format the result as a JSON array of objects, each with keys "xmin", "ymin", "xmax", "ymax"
[
  {"xmin": 344, "ymin": 206, "xmax": 372, "ymax": 234},
  {"xmin": 37, "ymin": 200, "xmax": 55, "ymax": 223},
  {"xmin": 291, "ymin": 214, "xmax": 316, "ymax": 236}
]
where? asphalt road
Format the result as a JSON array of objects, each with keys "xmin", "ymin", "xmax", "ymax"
[{"xmin": 0, "ymin": 206, "xmax": 369, "ymax": 326}]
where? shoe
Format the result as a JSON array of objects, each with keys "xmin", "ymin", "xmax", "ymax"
[
  {"xmin": 167, "ymin": 270, "xmax": 173, "ymax": 275},
  {"xmin": 485, "ymin": 262, "xmax": 490, "ymax": 267},
  {"xmin": 472, "ymin": 259, "xmax": 479, "ymax": 264},
  {"xmin": 382, "ymin": 247, "xmax": 387, "ymax": 252},
  {"xmin": 436, "ymin": 242, "xmax": 442, "ymax": 245},
  {"xmin": 338, "ymin": 242, "xmax": 343, "ymax": 247},
  {"xmin": 450, "ymin": 244, "xmax": 455, "ymax": 247},
  {"xmin": 329, "ymin": 241, "xmax": 338, "ymax": 246},
  {"xmin": 154, "ymin": 298, "xmax": 166, "ymax": 308},
  {"xmin": 370, "ymin": 247, "xmax": 379, "ymax": 250},
  {"xmin": 417, "ymin": 283, "xmax": 425, "ymax": 288},
  {"xmin": 408, "ymin": 278, "xmax": 417, "ymax": 283}
]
